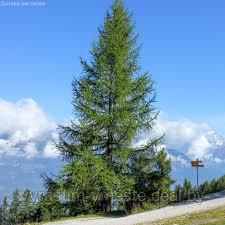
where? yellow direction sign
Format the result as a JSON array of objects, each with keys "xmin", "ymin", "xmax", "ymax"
[
  {"xmin": 191, "ymin": 159, "xmax": 204, "ymax": 167},
  {"xmin": 191, "ymin": 159, "xmax": 204, "ymax": 189}
]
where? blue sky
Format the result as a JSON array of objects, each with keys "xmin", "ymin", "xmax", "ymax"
[
  {"xmin": 0, "ymin": 0, "xmax": 225, "ymax": 134},
  {"xmin": 1, "ymin": 0, "xmax": 225, "ymax": 195}
]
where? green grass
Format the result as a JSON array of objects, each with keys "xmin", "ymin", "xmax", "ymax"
[{"xmin": 148, "ymin": 207, "xmax": 225, "ymax": 225}]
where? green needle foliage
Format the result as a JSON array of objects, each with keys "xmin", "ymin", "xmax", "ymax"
[
  {"xmin": 0, "ymin": 196, "xmax": 8, "ymax": 225},
  {"xmin": 44, "ymin": 0, "xmax": 173, "ymax": 215},
  {"xmin": 8, "ymin": 190, "xmax": 20, "ymax": 224},
  {"xmin": 20, "ymin": 189, "xmax": 35, "ymax": 222}
]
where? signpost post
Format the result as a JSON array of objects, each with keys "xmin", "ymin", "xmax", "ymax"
[{"xmin": 191, "ymin": 159, "xmax": 204, "ymax": 189}]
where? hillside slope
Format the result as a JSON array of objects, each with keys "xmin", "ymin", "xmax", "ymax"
[{"xmin": 44, "ymin": 191, "xmax": 225, "ymax": 225}]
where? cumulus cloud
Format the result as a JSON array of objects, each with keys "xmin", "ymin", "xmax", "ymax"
[
  {"xmin": 156, "ymin": 114, "xmax": 210, "ymax": 148},
  {"xmin": 0, "ymin": 98, "xmax": 58, "ymax": 159},
  {"xmin": 188, "ymin": 136, "xmax": 211, "ymax": 159},
  {"xmin": 24, "ymin": 142, "xmax": 38, "ymax": 159},
  {"xmin": 1, "ymin": 98, "xmax": 224, "ymax": 163},
  {"xmin": 168, "ymin": 154, "xmax": 190, "ymax": 167},
  {"xmin": 43, "ymin": 139, "xmax": 59, "ymax": 158},
  {"xmin": 135, "ymin": 112, "xmax": 225, "ymax": 162},
  {"xmin": 156, "ymin": 113, "xmax": 225, "ymax": 161}
]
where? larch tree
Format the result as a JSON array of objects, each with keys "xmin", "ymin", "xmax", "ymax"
[{"xmin": 45, "ymin": 0, "xmax": 172, "ymax": 214}]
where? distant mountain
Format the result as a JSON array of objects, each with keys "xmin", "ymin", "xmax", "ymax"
[
  {"xmin": 0, "ymin": 157, "xmax": 61, "ymax": 199},
  {"xmin": 1, "ymin": 138, "xmax": 225, "ymax": 199},
  {"xmin": 206, "ymin": 131, "xmax": 225, "ymax": 159},
  {"xmin": 168, "ymin": 146, "xmax": 225, "ymax": 186}
]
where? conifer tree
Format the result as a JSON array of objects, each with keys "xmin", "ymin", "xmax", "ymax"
[
  {"xmin": 8, "ymin": 190, "xmax": 20, "ymax": 224},
  {"xmin": 0, "ymin": 196, "xmax": 8, "ymax": 225},
  {"xmin": 174, "ymin": 184, "xmax": 182, "ymax": 202},
  {"xmin": 45, "ymin": 0, "xmax": 172, "ymax": 214},
  {"xmin": 217, "ymin": 175, "xmax": 225, "ymax": 191},
  {"xmin": 20, "ymin": 189, "xmax": 35, "ymax": 223},
  {"xmin": 1, "ymin": 196, "xmax": 8, "ymax": 225},
  {"xmin": 210, "ymin": 178, "xmax": 218, "ymax": 193},
  {"xmin": 35, "ymin": 193, "xmax": 51, "ymax": 222},
  {"xmin": 153, "ymin": 149, "xmax": 174, "ymax": 198},
  {"xmin": 181, "ymin": 179, "xmax": 192, "ymax": 200}
]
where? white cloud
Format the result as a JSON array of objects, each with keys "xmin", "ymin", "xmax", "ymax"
[
  {"xmin": 156, "ymin": 114, "xmax": 210, "ymax": 149},
  {"xmin": 1, "ymin": 98, "xmax": 224, "ymax": 163},
  {"xmin": 156, "ymin": 113, "xmax": 224, "ymax": 161},
  {"xmin": 0, "ymin": 98, "xmax": 58, "ymax": 159},
  {"xmin": 168, "ymin": 154, "xmax": 190, "ymax": 167},
  {"xmin": 135, "ymin": 112, "xmax": 225, "ymax": 162},
  {"xmin": 24, "ymin": 142, "xmax": 38, "ymax": 159},
  {"xmin": 213, "ymin": 157, "xmax": 223, "ymax": 163},
  {"xmin": 188, "ymin": 135, "xmax": 211, "ymax": 159},
  {"xmin": 43, "ymin": 140, "xmax": 59, "ymax": 158}
]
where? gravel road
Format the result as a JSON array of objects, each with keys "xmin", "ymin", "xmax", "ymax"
[{"xmin": 44, "ymin": 191, "xmax": 225, "ymax": 225}]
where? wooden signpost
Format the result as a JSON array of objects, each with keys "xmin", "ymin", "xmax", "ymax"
[{"xmin": 191, "ymin": 158, "xmax": 204, "ymax": 189}]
